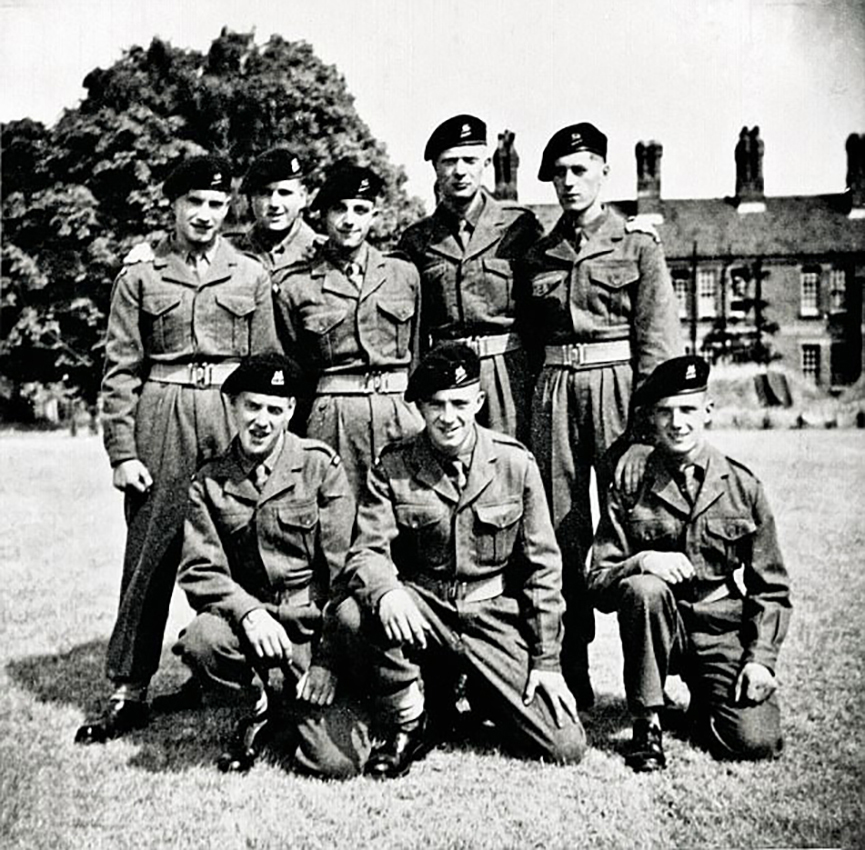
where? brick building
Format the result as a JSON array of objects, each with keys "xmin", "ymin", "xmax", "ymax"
[{"xmin": 507, "ymin": 128, "xmax": 865, "ymax": 390}]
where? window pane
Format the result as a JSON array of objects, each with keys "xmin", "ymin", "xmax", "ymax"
[
  {"xmin": 697, "ymin": 269, "xmax": 716, "ymax": 318},
  {"xmin": 800, "ymin": 270, "xmax": 819, "ymax": 316}
]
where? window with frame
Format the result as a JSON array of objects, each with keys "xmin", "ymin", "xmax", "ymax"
[
  {"xmin": 801, "ymin": 344, "xmax": 820, "ymax": 384},
  {"xmin": 800, "ymin": 268, "xmax": 820, "ymax": 317},
  {"xmin": 697, "ymin": 268, "xmax": 716, "ymax": 319},
  {"xmin": 671, "ymin": 271, "xmax": 690, "ymax": 319},
  {"xmin": 829, "ymin": 268, "xmax": 847, "ymax": 312}
]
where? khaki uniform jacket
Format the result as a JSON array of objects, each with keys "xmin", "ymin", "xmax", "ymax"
[
  {"xmin": 231, "ymin": 219, "xmax": 323, "ymax": 276},
  {"xmin": 273, "ymin": 243, "xmax": 421, "ymax": 376},
  {"xmin": 590, "ymin": 443, "xmax": 792, "ymax": 672},
  {"xmin": 178, "ymin": 433, "xmax": 354, "ymax": 627},
  {"xmin": 521, "ymin": 208, "xmax": 680, "ymax": 383},
  {"xmin": 101, "ymin": 237, "xmax": 278, "ymax": 464},
  {"xmin": 344, "ymin": 426, "xmax": 566, "ymax": 671},
  {"xmin": 397, "ymin": 191, "xmax": 542, "ymax": 345}
]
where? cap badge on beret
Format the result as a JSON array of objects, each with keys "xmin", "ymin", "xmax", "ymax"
[
  {"xmin": 272, "ymin": 370, "xmax": 285, "ymax": 387},
  {"xmin": 454, "ymin": 365, "xmax": 468, "ymax": 384},
  {"xmin": 461, "ymin": 123, "xmax": 472, "ymax": 138},
  {"xmin": 686, "ymin": 363, "xmax": 697, "ymax": 381},
  {"xmin": 291, "ymin": 158, "xmax": 300, "ymax": 173}
]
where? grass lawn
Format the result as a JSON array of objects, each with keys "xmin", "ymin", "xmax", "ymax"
[{"xmin": 1, "ymin": 429, "xmax": 863, "ymax": 849}]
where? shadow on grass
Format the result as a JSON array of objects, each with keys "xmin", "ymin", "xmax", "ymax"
[{"xmin": 5, "ymin": 640, "xmax": 238, "ymax": 774}]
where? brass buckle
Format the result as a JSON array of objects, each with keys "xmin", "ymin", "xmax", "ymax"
[
  {"xmin": 191, "ymin": 364, "xmax": 210, "ymax": 387},
  {"xmin": 567, "ymin": 344, "xmax": 585, "ymax": 367}
]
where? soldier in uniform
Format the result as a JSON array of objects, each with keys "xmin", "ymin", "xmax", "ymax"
[
  {"xmin": 295, "ymin": 344, "xmax": 586, "ymax": 779},
  {"xmin": 172, "ymin": 354, "xmax": 355, "ymax": 772},
  {"xmin": 273, "ymin": 164, "xmax": 423, "ymax": 495},
  {"xmin": 397, "ymin": 115, "xmax": 543, "ymax": 443},
  {"xmin": 590, "ymin": 356, "xmax": 792, "ymax": 771},
  {"xmin": 522, "ymin": 123, "xmax": 682, "ymax": 707},
  {"xmin": 76, "ymin": 155, "xmax": 279, "ymax": 744},
  {"xmin": 232, "ymin": 147, "xmax": 322, "ymax": 273}
]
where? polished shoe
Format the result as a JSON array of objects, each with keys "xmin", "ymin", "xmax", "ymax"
[
  {"xmin": 74, "ymin": 699, "xmax": 149, "ymax": 744},
  {"xmin": 625, "ymin": 719, "xmax": 667, "ymax": 772},
  {"xmin": 151, "ymin": 679, "xmax": 203, "ymax": 714},
  {"xmin": 217, "ymin": 713, "xmax": 270, "ymax": 774},
  {"xmin": 364, "ymin": 713, "xmax": 432, "ymax": 780}
]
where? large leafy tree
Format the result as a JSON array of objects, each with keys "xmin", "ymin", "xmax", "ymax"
[{"xmin": 1, "ymin": 28, "xmax": 423, "ymax": 412}]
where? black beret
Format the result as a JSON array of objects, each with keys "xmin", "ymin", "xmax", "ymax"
[
  {"xmin": 221, "ymin": 353, "xmax": 304, "ymax": 398},
  {"xmin": 406, "ymin": 343, "xmax": 481, "ymax": 403},
  {"xmin": 240, "ymin": 148, "xmax": 306, "ymax": 195},
  {"xmin": 632, "ymin": 356, "xmax": 711, "ymax": 409},
  {"xmin": 538, "ymin": 123, "xmax": 608, "ymax": 181},
  {"xmin": 424, "ymin": 114, "xmax": 487, "ymax": 162},
  {"xmin": 310, "ymin": 164, "xmax": 383, "ymax": 212},
  {"xmin": 163, "ymin": 154, "xmax": 233, "ymax": 200}
]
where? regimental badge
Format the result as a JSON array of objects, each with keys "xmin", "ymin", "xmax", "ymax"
[
  {"xmin": 358, "ymin": 179, "xmax": 369, "ymax": 193},
  {"xmin": 454, "ymin": 365, "xmax": 467, "ymax": 384},
  {"xmin": 686, "ymin": 364, "xmax": 697, "ymax": 381},
  {"xmin": 461, "ymin": 123, "xmax": 471, "ymax": 138},
  {"xmin": 272, "ymin": 370, "xmax": 285, "ymax": 386},
  {"xmin": 571, "ymin": 132, "xmax": 582, "ymax": 145},
  {"xmin": 291, "ymin": 158, "xmax": 300, "ymax": 173},
  {"xmin": 211, "ymin": 173, "xmax": 223, "ymax": 186}
]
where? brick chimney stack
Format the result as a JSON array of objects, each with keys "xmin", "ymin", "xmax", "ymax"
[
  {"xmin": 635, "ymin": 140, "xmax": 663, "ymax": 223},
  {"xmin": 735, "ymin": 126, "xmax": 766, "ymax": 213},
  {"xmin": 846, "ymin": 133, "xmax": 865, "ymax": 218}
]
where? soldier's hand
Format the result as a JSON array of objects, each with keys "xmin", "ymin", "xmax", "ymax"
[
  {"xmin": 241, "ymin": 608, "xmax": 293, "ymax": 662},
  {"xmin": 296, "ymin": 665, "xmax": 337, "ymax": 706},
  {"xmin": 523, "ymin": 669, "xmax": 579, "ymax": 728},
  {"xmin": 378, "ymin": 588, "xmax": 429, "ymax": 649},
  {"xmin": 615, "ymin": 443, "xmax": 652, "ymax": 496},
  {"xmin": 112, "ymin": 459, "xmax": 154, "ymax": 494},
  {"xmin": 123, "ymin": 241, "xmax": 156, "ymax": 265},
  {"xmin": 734, "ymin": 662, "xmax": 777, "ymax": 705},
  {"xmin": 640, "ymin": 551, "xmax": 696, "ymax": 585}
]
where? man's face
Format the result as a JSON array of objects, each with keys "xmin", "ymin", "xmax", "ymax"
[
  {"xmin": 324, "ymin": 199, "xmax": 377, "ymax": 252},
  {"xmin": 651, "ymin": 392, "xmax": 712, "ymax": 460},
  {"xmin": 551, "ymin": 151, "xmax": 608, "ymax": 217},
  {"xmin": 232, "ymin": 391, "xmax": 295, "ymax": 461},
  {"xmin": 173, "ymin": 189, "xmax": 231, "ymax": 247},
  {"xmin": 417, "ymin": 382, "xmax": 486, "ymax": 456},
  {"xmin": 434, "ymin": 144, "xmax": 489, "ymax": 205},
  {"xmin": 250, "ymin": 179, "xmax": 307, "ymax": 233}
]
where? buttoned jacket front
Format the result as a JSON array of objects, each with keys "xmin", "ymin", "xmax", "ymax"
[
  {"xmin": 101, "ymin": 237, "xmax": 277, "ymax": 463},
  {"xmin": 590, "ymin": 443, "xmax": 791, "ymax": 671},
  {"xmin": 274, "ymin": 243, "xmax": 421, "ymax": 375},
  {"xmin": 397, "ymin": 191, "xmax": 542, "ymax": 343},
  {"xmin": 521, "ymin": 208, "xmax": 680, "ymax": 381},
  {"xmin": 345, "ymin": 426, "xmax": 566, "ymax": 670},
  {"xmin": 178, "ymin": 433, "xmax": 355, "ymax": 627}
]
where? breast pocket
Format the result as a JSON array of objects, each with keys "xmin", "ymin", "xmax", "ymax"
[
  {"xmin": 375, "ymin": 299, "xmax": 416, "ymax": 359},
  {"xmin": 141, "ymin": 289, "xmax": 184, "ymax": 352},
  {"xmin": 587, "ymin": 260, "xmax": 639, "ymax": 324},
  {"xmin": 274, "ymin": 501, "xmax": 320, "ymax": 565},
  {"xmin": 701, "ymin": 517, "xmax": 756, "ymax": 578},
  {"xmin": 299, "ymin": 308, "xmax": 350, "ymax": 365},
  {"xmin": 473, "ymin": 500, "xmax": 522, "ymax": 566},
  {"xmin": 628, "ymin": 518, "xmax": 682, "ymax": 551},
  {"xmin": 395, "ymin": 504, "xmax": 451, "ymax": 569},
  {"xmin": 214, "ymin": 291, "xmax": 258, "ymax": 355}
]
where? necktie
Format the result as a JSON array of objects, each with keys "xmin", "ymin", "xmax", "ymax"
[
  {"xmin": 448, "ymin": 458, "xmax": 467, "ymax": 492},
  {"xmin": 457, "ymin": 219, "xmax": 472, "ymax": 252},
  {"xmin": 680, "ymin": 464, "xmax": 700, "ymax": 505},
  {"xmin": 252, "ymin": 463, "xmax": 269, "ymax": 491},
  {"xmin": 344, "ymin": 262, "xmax": 363, "ymax": 289},
  {"xmin": 187, "ymin": 253, "xmax": 207, "ymax": 281}
]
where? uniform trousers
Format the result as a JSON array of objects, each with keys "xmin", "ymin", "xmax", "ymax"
[
  {"xmin": 475, "ymin": 346, "xmax": 532, "ymax": 444},
  {"xmin": 305, "ymin": 393, "xmax": 422, "ymax": 495},
  {"xmin": 107, "ymin": 381, "xmax": 233, "ymax": 684},
  {"xmin": 294, "ymin": 585, "xmax": 587, "ymax": 778},
  {"xmin": 530, "ymin": 362, "xmax": 632, "ymax": 681},
  {"xmin": 617, "ymin": 574, "xmax": 783, "ymax": 760}
]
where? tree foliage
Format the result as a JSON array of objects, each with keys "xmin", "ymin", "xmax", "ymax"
[{"xmin": 1, "ymin": 28, "xmax": 423, "ymax": 411}]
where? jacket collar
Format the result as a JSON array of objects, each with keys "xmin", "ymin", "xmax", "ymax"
[
  {"xmin": 221, "ymin": 433, "xmax": 303, "ymax": 504},
  {"xmin": 646, "ymin": 442, "xmax": 730, "ymax": 519},
  {"xmin": 543, "ymin": 207, "xmax": 625, "ymax": 266},
  {"xmin": 153, "ymin": 236, "xmax": 237, "ymax": 287},
  {"xmin": 310, "ymin": 243, "xmax": 388, "ymax": 301},
  {"xmin": 427, "ymin": 191, "xmax": 508, "ymax": 262}
]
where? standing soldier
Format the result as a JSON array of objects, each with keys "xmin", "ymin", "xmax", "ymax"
[
  {"xmin": 173, "ymin": 354, "xmax": 354, "ymax": 773},
  {"xmin": 233, "ymin": 147, "xmax": 322, "ymax": 273},
  {"xmin": 398, "ymin": 115, "xmax": 542, "ymax": 443},
  {"xmin": 523, "ymin": 123, "xmax": 681, "ymax": 707},
  {"xmin": 274, "ymin": 164, "xmax": 423, "ymax": 495},
  {"xmin": 75, "ymin": 155, "xmax": 279, "ymax": 744}
]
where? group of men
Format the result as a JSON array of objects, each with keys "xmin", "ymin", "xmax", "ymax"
[{"xmin": 74, "ymin": 113, "xmax": 791, "ymax": 780}]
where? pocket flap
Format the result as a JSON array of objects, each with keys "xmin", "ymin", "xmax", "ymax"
[
  {"xmin": 588, "ymin": 261, "xmax": 640, "ymax": 290},
  {"xmin": 706, "ymin": 517, "xmax": 757, "ymax": 541},
  {"xmin": 142, "ymin": 291, "xmax": 182, "ymax": 316},
  {"xmin": 301, "ymin": 309, "xmax": 348, "ymax": 335},
  {"xmin": 377, "ymin": 299, "xmax": 416, "ymax": 323},
  {"xmin": 277, "ymin": 503, "xmax": 319, "ymax": 530},
  {"xmin": 474, "ymin": 501, "xmax": 522, "ymax": 529},
  {"xmin": 395, "ymin": 504, "xmax": 444, "ymax": 529},
  {"xmin": 482, "ymin": 258, "xmax": 512, "ymax": 279},
  {"xmin": 215, "ymin": 292, "xmax": 257, "ymax": 317},
  {"xmin": 531, "ymin": 271, "xmax": 567, "ymax": 296}
]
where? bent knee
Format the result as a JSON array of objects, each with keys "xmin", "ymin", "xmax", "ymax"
[
  {"xmin": 536, "ymin": 719, "xmax": 587, "ymax": 765},
  {"xmin": 619, "ymin": 574, "xmax": 674, "ymax": 608},
  {"xmin": 705, "ymin": 702, "xmax": 783, "ymax": 761}
]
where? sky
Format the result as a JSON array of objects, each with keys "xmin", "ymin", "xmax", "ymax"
[{"xmin": 2, "ymin": 0, "xmax": 864, "ymax": 210}]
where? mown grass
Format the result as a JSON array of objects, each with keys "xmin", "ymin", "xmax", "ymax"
[{"xmin": 1, "ymin": 430, "xmax": 863, "ymax": 849}]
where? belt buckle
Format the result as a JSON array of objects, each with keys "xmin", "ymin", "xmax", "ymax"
[
  {"xmin": 445, "ymin": 580, "xmax": 463, "ymax": 602},
  {"xmin": 568, "ymin": 344, "xmax": 585, "ymax": 367},
  {"xmin": 191, "ymin": 364, "xmax": 210, "ymax": 387},
  {"xmin": 368, "ymin": 372, "xmax": 383, "ymax": 393}
]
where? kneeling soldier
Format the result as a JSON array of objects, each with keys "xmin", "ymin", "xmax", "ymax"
[
  {"xmin": 300, "ymin": 344, "xmax": 586, "ymax": 779},
  {"xmin": 173, "ymin": 354, "xmax": 354, "ymax": 771},
  {"xmin": 590, "ymin": 356, "xmax": 792, "ymax": 771}
]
